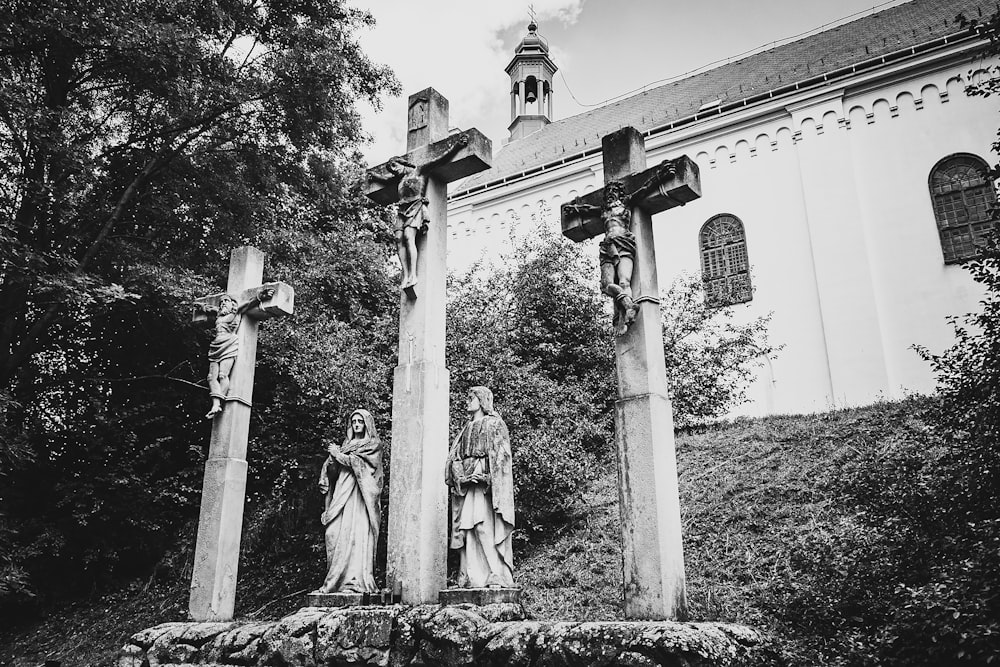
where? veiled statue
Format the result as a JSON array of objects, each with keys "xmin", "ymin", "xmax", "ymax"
[{"xmin": 313, "ymin": 409, "xmax": 384, "ymax": 594}]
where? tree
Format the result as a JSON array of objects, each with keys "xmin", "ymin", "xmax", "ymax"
[
  {"xmin": 0, "ymin": 0, "xmax": 400, "ymax": 620},
  {"xmin": 661, "ymin": 274, "xmax": 779, "ymax": 429},
  {"xmin": 0, "ymin": 0, "xmax": 396, "ymax": 385},
  {"xmin": 446, "ymin": 209, "xmax": 779, "ymax": 534}
]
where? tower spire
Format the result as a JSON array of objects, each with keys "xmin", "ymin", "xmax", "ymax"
[{"xmin": 505, "ymin": 17, "xmax": 557, "ymax": 142}]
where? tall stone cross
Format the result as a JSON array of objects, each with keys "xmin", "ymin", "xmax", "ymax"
[
  {"xmin": 561, "ymin": 127, "xmax": 701, "ymax": 620},
  {"xmin": 365, "ymin": 88, "xmax": 491, "ymax": 603},
  {"xmin": 188, "ymin": 246, "xmax": 294, "ymax": 621}
]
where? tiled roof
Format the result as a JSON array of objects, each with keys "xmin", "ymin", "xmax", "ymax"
[{"xmin": 456, "ymin": 0, "xmax": 991, "ymax": 193}]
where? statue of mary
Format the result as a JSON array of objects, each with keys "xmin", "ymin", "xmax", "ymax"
[{"xmin": 313, "ymin": 408, "xmax": 383, "ymax": 594}]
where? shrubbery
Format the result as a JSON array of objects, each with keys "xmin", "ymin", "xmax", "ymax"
[
  {"xmin": 765, "ymin": 226, "xmax": 1000, "ymax": 665},
  {"xmin": 661, "ymin": 274, "xmax": 778, "ymax": 429},
  {"xmin": 447, "ymin": 213, "xmax": 778, "ymax": 536}
]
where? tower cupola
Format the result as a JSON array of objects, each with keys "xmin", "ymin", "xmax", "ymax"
[{"xmin": 505, "ymin": 21, "xmax": 557, "ymax": 142}]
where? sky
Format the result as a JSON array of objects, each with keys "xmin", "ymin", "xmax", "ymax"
[{"xmin": 350, "ymin": 0, "xmax": 914, "ymax": 165}]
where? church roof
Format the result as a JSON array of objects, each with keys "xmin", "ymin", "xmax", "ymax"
[{"xmin": 456, "ymin": 0, "xmax": 991, "ymax": 195}]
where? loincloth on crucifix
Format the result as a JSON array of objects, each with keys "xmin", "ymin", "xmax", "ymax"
[
  {"xmin": 395, "ymin": 196, "xmax": 430, "ymax": 234},
  {"xmin": 599, "ymin": 230, "xmax": 637, "ymax": 265},
  {"xmin": 208, "ymin": 315, "xmax": 242, "ymax": 363}
]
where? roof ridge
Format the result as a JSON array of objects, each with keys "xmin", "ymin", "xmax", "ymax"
[{"xmin": 455, "ymin": 0, "xmax": 988, "ymax": 195}]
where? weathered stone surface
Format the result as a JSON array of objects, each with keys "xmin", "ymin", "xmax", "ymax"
[
  {"xmin": 119, "ymin": 606, "xmax": 773, "ymax": 667},
  {"xmin": 315, "ymin": 607, "xmax": 399, "ymax": 666},
  {"xmin": 130, "ymin": 622, "xmax": 196, "ymax": 649},
  {"xmin": 117, "ymin": 642, "xmax": 145, "ymax": 667},
  {"xmin": 257, "ymin": 606, "xmax": 327, "ymax": 666},
  {"xmin": 414, "ymin": 606, "xmax": 485, "ymax": 666},
  {"xmin": 142, "ymin": 622, "xmax": 235, "ymax": 666},
  {"xmin": 204, "ymin": 621, "xmax": 272, "ymax": 665},
  {"xmin": 439, "ymin": 587, "xmax": 522, "ymax": 606},
  {"xmin": 306, "ymin": 591, "xmax": 364, "ymax": 608},
  {"xmin": 467, "ymin": 602, "xmax": 525, "ymax": 622}
]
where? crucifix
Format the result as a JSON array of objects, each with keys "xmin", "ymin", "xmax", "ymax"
[
  {"xmin": 188, "ymin": 246, "xmax": 294, "ymax": 621},
  {"xmin": 561, "ymin": 127, "xmax": 701, "ymax": 620},
  {"xmin": 365, "ymin": 88, "xmax": 491, "ymax": 603}
]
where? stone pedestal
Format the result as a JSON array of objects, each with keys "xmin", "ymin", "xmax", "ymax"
[
  {"xmin": 439, "ymin": 587, "xmax": 522, "ymax": 606},
  {"xmin": 305, "ymin": 590, "xmax": 395, "ymax": 608}
]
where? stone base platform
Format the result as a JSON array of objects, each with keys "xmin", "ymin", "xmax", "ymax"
[
  {"xmin": 305, "ymin": 589, "xmax": 395, "ymax": 607},
  {"xmin": 439, "ymin": 586, "xmax": 521, "ymax": 606},
  {"xmin": 118, "ymin": 604, "xmax": 776, "ymax": 667}
]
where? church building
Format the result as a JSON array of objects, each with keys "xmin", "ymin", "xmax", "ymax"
[{"xmin": 446, "ymin": 0, "xmax": 999, "ymax": 417}]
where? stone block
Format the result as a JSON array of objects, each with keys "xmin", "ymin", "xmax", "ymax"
[
  {"xmin": 306, "ymin": 590, "xmax": 395, "ymax": 607},
  {"xmin": 258, "ymin": 607, "xmax": 328, "ymax": 666},
  {"xmin": 438, "ymin": 587, "xmax": 522, "ymax": 606},
  {"xmin": 315, "ymin": 607, "xmax": 398, "ymax": 667},
  {"xmin": 413, "ymin": 606, "xmax": 485, "ymax": 667},
  {"xmin": 365, "ymin": 129, "xmax": 492, "ymax": 205}
]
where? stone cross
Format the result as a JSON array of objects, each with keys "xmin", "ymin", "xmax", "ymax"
[
  {"xmin": 365, "ymin": 88, "xmax": 491, "ymax": 603},
  {"xmin": 188, "ymin": 246, "xmax": 294, "ymax": 621},
  {"xmin": 561, "ymin": 127, "xmax": 701, "ymax": 620}
]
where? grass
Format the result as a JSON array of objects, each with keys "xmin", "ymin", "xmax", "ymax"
[{"xmin": 0, "ymin": 397, "xmax": 936, "ymax": 666}]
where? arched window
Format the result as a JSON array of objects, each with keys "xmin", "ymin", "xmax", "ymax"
[
  {"xmin": 929, "ymin": 154, "xmax": 997, "ymax": 263},
  {"xmin": 700, "ymin": 214, "xmax": 752, "ymax": 306}
]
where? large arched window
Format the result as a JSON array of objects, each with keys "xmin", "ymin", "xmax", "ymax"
[
  {"xmin": 929, "ymin": 154, "xmax": 997, "ymax": 263},
  {"xmin": 700, "ymin": 213, "xmax": 752, "ymax": 306}
]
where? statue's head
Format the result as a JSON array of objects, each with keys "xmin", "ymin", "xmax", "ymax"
[
  {"xmin": 604, "ymin": 181, "xmax": 627, "ymax": 207},
  {"xmin": 346, "ymin": 409, "xmax": 378, "ymax": 441},
  {"xmin": 467, "ymin": 386, "xmax": 495, "ymax": 417},
  {"xmin": 218, "ymin": 294, "xmax": 239, "ymax": 315},
  {"xmin": 388, "ymin": 157, "xmax": 415, "ymax": 174}
]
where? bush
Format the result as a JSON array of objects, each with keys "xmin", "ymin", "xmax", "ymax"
[
  {"xmin": 763, "ymin": 225, "xmax": 1000, "ymax": 665},
  {"xmin": 661, "ymin": 274, "xmax": 779, "ymax": 429}
]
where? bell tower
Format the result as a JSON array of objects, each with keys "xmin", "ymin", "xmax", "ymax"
[{"xmin": 506, "ymin": 20, "xmax": 557, "ymax": 142}]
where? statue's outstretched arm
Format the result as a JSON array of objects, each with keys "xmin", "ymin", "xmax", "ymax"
[
  {"xmin": 628, "ymin": 159, "xmax": 677, "ymax": 205},
  {"xmin": 236, "ymin": 286, "xmax": 275, "ymax": 314},
  {"xmin": 563, "ymin": 202, "xmax": 601, "ymax": 216},
  {"xmin": 420, "ymin": 133, "xmax": 470, "ymax": 175}
]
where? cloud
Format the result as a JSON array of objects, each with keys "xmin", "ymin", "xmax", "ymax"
[{"xmin": 352, "ymin": 0, "xmax": 585, "ymax": 164}]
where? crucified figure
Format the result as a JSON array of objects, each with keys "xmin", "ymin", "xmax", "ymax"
[
  {"xmin": 370, "ymin": 133, "xmax": 469, "ymax": 291},
  {"xmin": 196, "ymin": 287, "xmax": 273, "ymax": 419},
  {"xmin": 564, "ymin": 160, "xmax": 677, "ymax": 335}
]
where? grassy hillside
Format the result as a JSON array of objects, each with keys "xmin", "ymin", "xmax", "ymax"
[
  {"xmin": 0, "ymin": 397, "xmax": 975, "ymax": 666},
  {"xmin": 520, "ymin": 399, "xmax": 938, "ymax": 664}
]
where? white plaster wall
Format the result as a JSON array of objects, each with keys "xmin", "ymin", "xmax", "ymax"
[{"xmin": 846, "ymin": 72, "xmax": 991, "ymax": 398}]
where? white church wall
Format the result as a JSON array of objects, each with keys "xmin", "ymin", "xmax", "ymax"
[
  {"xmin": 844, "ymin": 73, "xmax": 987, "ymax": 402},
  {"xmin": 648, "ymin": 111, "xmax": 840, "ymax": 417}
]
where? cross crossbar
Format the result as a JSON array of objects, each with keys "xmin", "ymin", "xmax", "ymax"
[
  {"xmin": 366, "ymin": 129, "xmax": 492, "ymax": 206},
  {"xmin": 561, "ymin": 154, "xmax": 700, "ymax": 242},
  {"xmin": 193, "ymin": 282, "xmax": 295, "ymax": 323}
]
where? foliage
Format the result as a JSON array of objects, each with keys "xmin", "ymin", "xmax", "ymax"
[
  {"xmin": 447, "ymin": 219, "xmax": 608, "ymax": 536},
  {"xmin": 661, "ymin": 274, "xmax": 779, "ymax": 429},
  {"xmin": 0, "ymin": 0, "xmax": 400, "ymax": 623}
]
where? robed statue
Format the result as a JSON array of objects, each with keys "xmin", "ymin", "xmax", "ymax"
[
  {"xmin": 445, "ymin": 386, "xmax": 515, "ymax": 588},
  {"xmin": 313, "ymin": 409, "xmax": 384, "ymax": 594}
]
